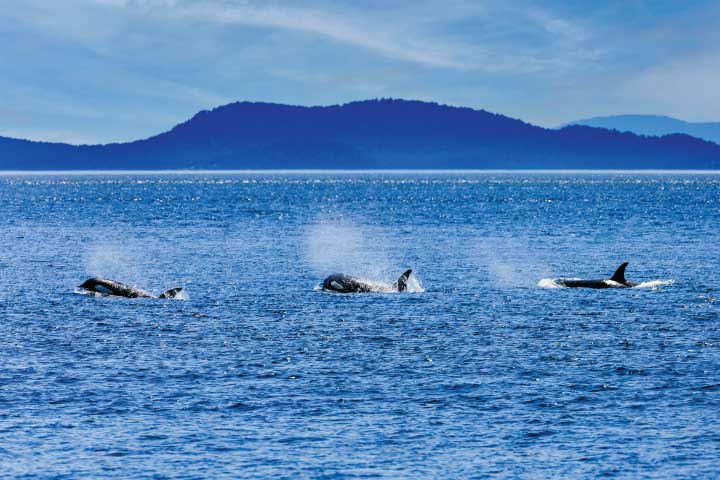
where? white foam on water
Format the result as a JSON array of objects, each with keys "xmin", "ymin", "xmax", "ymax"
[
  {"xmin": 405, "ymin": 274, "xmax": 425, "ymax": 293},
  {"xmin": 74, "ymin": 287, "xmax": 102, "ymax": 296},
  {"xmin": 634, "ymin": 279, "xmax": 675, "ymax": 289},
  {"xmin": 171, "ymin": 290, "xmax": 189, "ymax": 301},
  {"xmin": 537, "ymin": 278, "xmax": 563, "ymax": 289}
]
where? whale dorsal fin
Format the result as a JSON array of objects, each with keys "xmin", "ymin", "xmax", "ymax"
[
  {"xmin": 610, "ymin": 262, "xmax": 629, "ymax": 283},
  {"xmin": 394, "ymin": 269, "xmax": 413, "ymax": 292}
]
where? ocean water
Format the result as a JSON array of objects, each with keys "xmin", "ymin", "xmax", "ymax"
[{"xmin": 0, "ymin": 171, "xmax": 718, "ymax": 479}]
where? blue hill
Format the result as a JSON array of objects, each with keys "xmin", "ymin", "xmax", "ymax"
[
  {"xmin": 2, "ymin": 99, "xmax": 720, "ymax": 169},
  {"xmin": 566, "ymin": 114, "xmax": 720, "ymax": 145}
]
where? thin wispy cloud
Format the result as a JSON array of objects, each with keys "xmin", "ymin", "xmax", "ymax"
[
  {"xmin": 180, "ymin": 3, "xmax": 467, "ymax": 69},
  {"xmin": 89, "ymin": 0, "xmax": 474, "ymax": 69},
  {"xmin": 82, "ymin": 0, "xmax": 594, "ymax": 72},
  {"xmin": 2, "ymin": 0, "xmax": 719, "ymax": 143}
]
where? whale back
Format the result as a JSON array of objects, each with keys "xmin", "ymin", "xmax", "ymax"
[
  {"xmin": 323, "ymin": 271, "xmax": 413, "ymax": 293},
  {"xmin": 323, "ymin": 274, "xmax": 364, "ymax": 292},
  {"xmin": 80, "ymin": 277, "xmax": 154, "ymax": 298}
]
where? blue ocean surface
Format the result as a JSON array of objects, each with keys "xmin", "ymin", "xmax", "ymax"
[{"xmin": 0, "ymin": 171, "xmax": 718, "ymax": 479}]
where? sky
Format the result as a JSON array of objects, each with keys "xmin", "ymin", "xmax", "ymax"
[{"xmin": 1, "ymin": 0, "xmax": 719, "ymax": 144}]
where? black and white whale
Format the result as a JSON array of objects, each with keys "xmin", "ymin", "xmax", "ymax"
[
  {"xmin": 322, "ymin": 269, "xmax": 414, "ymax": 293},
  {"xmin": 554, "ymin": 262, "xmax": 639, "ymax": 289},
  {"xmin": 79, "ymin": 278, "xmax": 183, "ymax": 299}
]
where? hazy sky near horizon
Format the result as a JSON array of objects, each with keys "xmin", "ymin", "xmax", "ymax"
[{"xmin": 2, "ymin": 0, "xmax": 720, "ymax": 144}]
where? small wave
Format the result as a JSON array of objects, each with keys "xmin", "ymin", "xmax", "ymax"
[
  {"xmin": 634, "ymin": 280, "xmax": 674, "ymax": 289},
  {"xmin": 74, "ymin": 288, "xmax": 104, "ymax": 297}
]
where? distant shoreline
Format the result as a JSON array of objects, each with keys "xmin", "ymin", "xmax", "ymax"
[
  {"xmin": 1, "ymin": 169, "xmax": 720, "ymax": 175},
  {"xmin": 4, "ymin": 101, "xmax": 720, "ymax": 170}
]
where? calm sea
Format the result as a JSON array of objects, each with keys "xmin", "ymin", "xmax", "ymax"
[{"xmin": 0, "ymin": 171, "xmax": 718, "ymax": 478}]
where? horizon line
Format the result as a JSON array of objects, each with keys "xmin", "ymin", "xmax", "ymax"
[{"xmin": 1, "ymin": 169, "xmax": 720, "ymax": 176}]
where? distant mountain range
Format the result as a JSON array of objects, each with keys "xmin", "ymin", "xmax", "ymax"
[
  {"xmin": 566, "ymin": 115, "xmax": 720, "ymax": 145},
  {"xmin": 2, "ymin": 100, "xmax": 720, "ymax": 170}
]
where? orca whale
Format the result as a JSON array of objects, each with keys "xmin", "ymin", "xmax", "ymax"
[
  {"xmin": 322, "ymin": 269, "xmax": 413, "ymax": 293},
  {"xmin": 555, "ymin": 262, "xmax": 638, "ymax": 289},
  {"xmin": 79, "ymin": 278, "xmax": 182, "ymax": 299}
]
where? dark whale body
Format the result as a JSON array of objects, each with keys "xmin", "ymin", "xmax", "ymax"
[
  {"xmin": 556, "ymin": 262, "xmax": 638, "ymax": 289},
  {"xmin": 323, "ymin": 269, "xmax": 413, "ymax": 293},
  {"xmin": 79, "ymin": 278, "xmax": 182, "ymax": 299}
]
